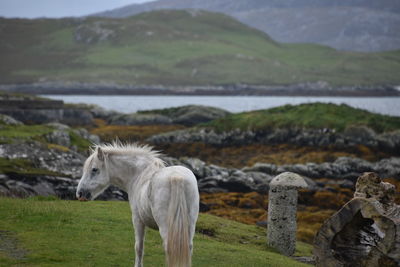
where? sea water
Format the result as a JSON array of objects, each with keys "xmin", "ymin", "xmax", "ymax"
[{"xmin": 43, "ymin": 95, "xmax": 400, "ymax": 116}]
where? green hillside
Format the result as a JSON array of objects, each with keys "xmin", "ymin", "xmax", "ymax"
[
  {"xmin": 1, "ymin": 9, "xmax": 400, "ymax": 86},
  {"xmin": 0, "ymin": 197, "xmax": 312, "ymax": 266},
  {"xmin": 203, "ymin": 103, "xmax": 400, "ymax": 133}
]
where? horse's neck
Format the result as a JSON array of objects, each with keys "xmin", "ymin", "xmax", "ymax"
[
  {"xmin": 108, "ymin": 155, "xmax": 161, "ymax": 192},
  {"xmin": 132, "ymin": 161, "xmax": 162, "ymax": 189}
]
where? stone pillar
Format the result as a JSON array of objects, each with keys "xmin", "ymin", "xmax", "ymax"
[{"xmin": 267, "ymin": 172, "xmax": 307, "ymax": 256}]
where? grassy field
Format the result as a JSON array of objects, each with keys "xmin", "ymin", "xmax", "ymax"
[
  {"xmin": 1, "ymin": 10, "xmax": 400, "ymax": 86},
  {"xmin": 0, "ymin": 197, "xmax": 312, "ymax": 266},
  {"xmin": 202, "ymin": 103, "xmax": 400, "ymax": 133}
]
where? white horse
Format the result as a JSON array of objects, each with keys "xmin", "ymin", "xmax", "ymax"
[{"xmin": 76, "ymin": 143, "xmax": 199, "ymax": 267}]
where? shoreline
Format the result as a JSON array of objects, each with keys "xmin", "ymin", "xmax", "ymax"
[{"xmin": 1, "ymin": 83, "xmax": 399, "ymax": 97}]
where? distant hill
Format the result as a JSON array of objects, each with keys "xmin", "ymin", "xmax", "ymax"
[
  {"xmin": 1, "ymin": 10, "xmax": 400, "ymax": 87},
  {"xmin": 94, "ymin": 0, "xmax": 400, "ymax": 52}
]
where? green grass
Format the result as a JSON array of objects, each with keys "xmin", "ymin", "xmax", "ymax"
[
  {"xmin": 0, "ymin": 125, "xmax": 54, "ymax": 142},
  {"xmin": 0, "ymin": 119, "xmax": 91, "ymax": 152},
  {"xmin": 0, "ymin": 197, "xmax": 312, "ymax": 266},
  {"xmin": 0, "ymin": 158, "xmax": 64, "ymax": 177},
  {"xmin": 1, "ymin": 10, "xmax": 400, "ymax": 86},
  {"xmin": 202, "ymin": 103, "xmax": 400, "ymax": 133}
]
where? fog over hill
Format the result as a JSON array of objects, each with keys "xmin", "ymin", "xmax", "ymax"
[{"xmin": 93, "ymin": 0, "xmax": 400, "ymax": 52}]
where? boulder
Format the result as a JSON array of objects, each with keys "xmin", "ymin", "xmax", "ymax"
[
  {"xmin": 108, "ymin": 113, "xmax": 172, "ymax": 125},
  {"xmin": 314, "ymin": 172, "xmax": 400, "ymax": 266},
  {"xmin": 0, "ymin": 114, "xmax": 23, "ymax": 125},
  {"xmin": 169, "ymin": 105, "xmax": 230, "ymax": 126},
  {"xmin": 46, "ymin": 130, "xmax": 71, "ymax": 147}
]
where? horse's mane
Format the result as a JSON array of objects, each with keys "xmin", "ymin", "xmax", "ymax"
[{"xmin": 91, "ymin": 141, "xmax": 165, "ymax": 168}]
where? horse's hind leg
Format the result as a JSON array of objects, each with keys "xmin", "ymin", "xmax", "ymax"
[
  {"xmin": 189, "ymin": 222, "xmax": 195, "ymax": 255},
  {"xmin": 133, "ymin": 217, "xmax": 145, "ymax": 267},
  {"xmin": 158, "ymin": 224, "xmax": 169, "ymax": 253}
]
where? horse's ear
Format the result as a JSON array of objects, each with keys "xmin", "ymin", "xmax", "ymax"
[{"xmin": 97, "ymin": 147, "xmax": 105, "ymax": 161}]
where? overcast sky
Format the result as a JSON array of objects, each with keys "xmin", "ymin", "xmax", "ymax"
[{"xmin": 0, "ymin": 0, "xmax": 154, "ymax": 18}]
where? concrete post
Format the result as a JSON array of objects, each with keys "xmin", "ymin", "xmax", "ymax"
[{"xmin": 267, "ymin": 172, "xmax": 307, "ymax": 256}]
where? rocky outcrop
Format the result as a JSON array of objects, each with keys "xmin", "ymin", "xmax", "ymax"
[
  {"xmin": 0, "ymin": 114, "xmax": 23, "ymax": 126},
  {"xmin": 0, "ymin": 141, "xmax": 126, "ymax": 200},
  {"xmin": 153, "ymin": 105, "xmax": 231, "ymax": 126},
  {"xmin": 243, "ymin": 157, "xmax": 400, "ymax": 181},
  {"xmin": 0, "ymin": 96, "xmax": 93, "ymax": 126},
  {"xmin": 1, "ymin": 132, "xmax": 398, "ymax": 202},
  {"xmin": 109, "ymin": 113, "xmax": 172, "ymax": 125},
  {"xmin": 2, "ymin": 139, "xmax": 399, "ymax": 200},
  {"xmin": 314, "ymin": 172, "xmax": 400, "ymax": 266},
  {"xmin": 148, "ymin": 126, "xmax": 400, "ymax": 153},
  {"xmin": 108, "ymin": 105, "xmax": 230, "ymax": 126}
]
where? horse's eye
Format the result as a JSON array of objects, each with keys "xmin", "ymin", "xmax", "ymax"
[{"xmin": 92, "ymin": 168, "xmax": 98, "ymax": 173}]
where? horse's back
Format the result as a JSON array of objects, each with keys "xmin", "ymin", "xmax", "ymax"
[
  {"xmin": 153, "ymin": 165, "xmax": 199, "ymax": 203},
  {"xmin": 157, "ymin": 165, "xmax": 197, "ymax": 187}
]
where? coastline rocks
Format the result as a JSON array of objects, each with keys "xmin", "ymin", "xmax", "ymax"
[
  {"xmin": 244, "ymin": 157, "xmax": 400, "ymax": 181},
  {"xmin": 148, "ymin": 127, "xmax": 400, "ymax": 153},
  {"xmin": 0, "ymin": 141, "xmax": 126, "ymax": 200},
  {"xmin": 108, "ymin": 105, "xmax": 231, "ymax": 126},
  {"xmin": 109, "ymin": 113, "xmax": 172, "ymax": 125},
  {"xmin": 1, "ymin": 139, "xmax": 399, "ymax": 202},
  {"xmin": 0, "ymin": 173, "xmax": 127, "ymax": 201},
  {"xmin": 1, "ymin": 108, "xmax": 94, "ymax": 126},
  {"xmin": 0, "ymin": 142, "xmax": 85, "ymax": 179},
  {"xmin": 88, "ymin": 105, "xmax": 119, "ymax": 120},
  {"xmin": 162, "ymin": 105, "xmax": 231, "ymax": 126},
  {"xmin": 45, "ymin": 123, "xmax": 100, "ymax": 148}
]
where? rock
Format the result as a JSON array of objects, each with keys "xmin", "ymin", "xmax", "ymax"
[
  {"xmin": 148, "ymin": 126, "xmax": 400, "ymax": 153},
  {"xmin": 242, "ymin": 163, "xmax": 278, "ymax": 175},
  {"xmin": 47, "ymin": 122, "xmax": 70, "ymax": 131},
  {"xmin": 0, "ymin": 173, "xmax": 127, "ymax": 201},
  {"xmin": 353, "ymin": 172, "xmax": 396, "ymax": 205},
  {"xmin": 1, "ymin": 108, "xmax": 93, "ymax": 126},
  {"xmin": 314, "ymin": 173, "xmax": 400, "ymax": 267},
  {"xmin": 0, "ymin": 142, "xmax": 84, "ymax": 178},
  {"xmin": 197, "ymin": 176, "xmax": 227, "ymax": 193},
  {"xmin": 267, "ymin": 172, "xmax": 308, "ymax": 256},
  {"xmin": 245, "ymin": 171, "xmax": 273, "ymax": 185},
  {"xmin": 46, "ymin": 130, "xmax": 71, "ymax": 147},
  {"xmin": 169, "ymin": 105, "xmax": 230, "ymax": 126},
  {"xmin": 0, "ymin": 114, "xmax": 23, "ymax": 125},
  {"xmin": 89, "ymin": 105, "xmax": 118, "ymax": 120},
  {"xmin": 72, "ymin": 128, "xmax": 100, "ymax": 144},
  {"xmin": 108, "ymin": 113, "xmax": 172, "ymax": 125},
  {"xmin": 343, "ymin": 125, "xmax": 378, "ymax": 147}
]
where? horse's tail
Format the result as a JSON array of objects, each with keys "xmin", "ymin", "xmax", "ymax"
[{"xmin": 167, "ymin": 176, "xmax": 191, "ymax": 267}]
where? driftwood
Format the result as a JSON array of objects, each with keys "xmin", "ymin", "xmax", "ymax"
[{"xmin": 314, "ymin": 172, "xmax": 400, "ymax": 267}]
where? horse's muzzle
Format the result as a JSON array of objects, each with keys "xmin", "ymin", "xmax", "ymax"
[{"xmin": 77, "ymin": 189, "xmax": 92, "ymax": 201}]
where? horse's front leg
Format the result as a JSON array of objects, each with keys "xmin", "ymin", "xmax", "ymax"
[{"xmin": 133, "ymin": 216, "xmax": 145, "ymax": 267}]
